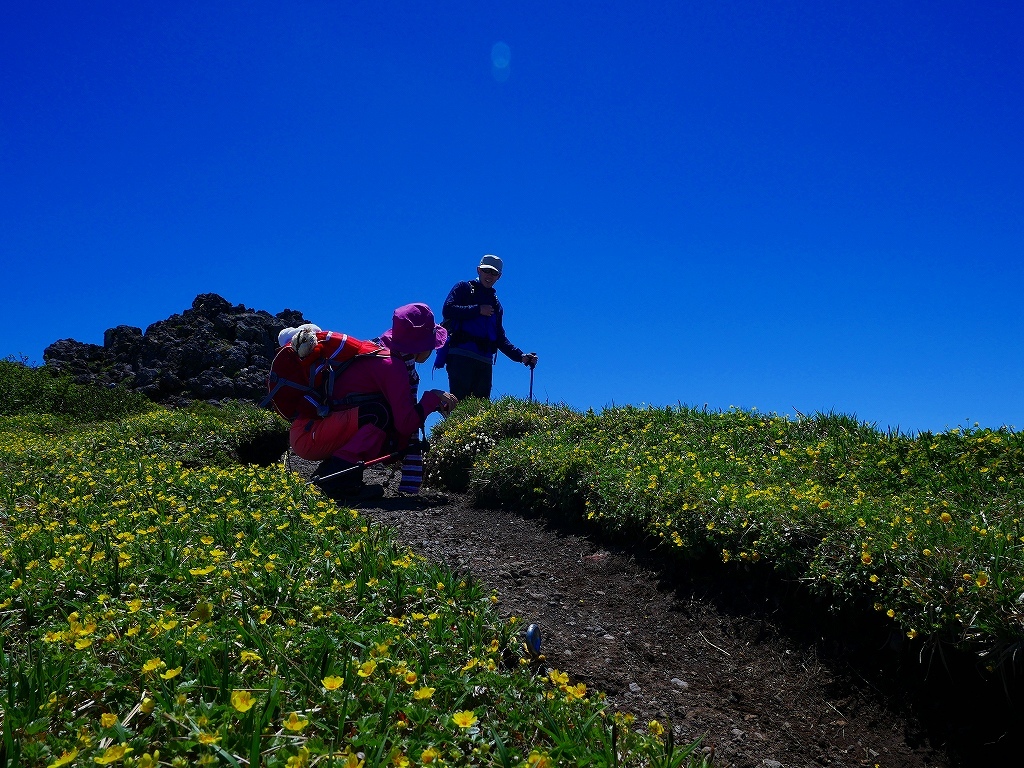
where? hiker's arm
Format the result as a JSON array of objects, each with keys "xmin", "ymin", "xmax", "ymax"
[
  {"xmin": 443, "ymin": 282, "xmax": 484, "ymax": 321},
  {"xmin": 421, "ymin": 389, "xmax": 457, "ymax": 416},
  {"xmin": 495, "ymin": 308, "xmax": 525, "ymax": 362},
  {"xmin": 382, "ymin": 361, "xmax": 452, "ymax": 436}
]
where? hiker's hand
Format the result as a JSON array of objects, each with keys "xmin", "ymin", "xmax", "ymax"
[
  {"xmin": 479, "ymin": 304, "xmax": 495, "ymax": 317},
  {"xmin": 523, "ymin": 353, "xmax": 538, "ymax": 368},
  {"xmin": 430, "ymin": 390, "xmax": 458, "ymax": 415}
]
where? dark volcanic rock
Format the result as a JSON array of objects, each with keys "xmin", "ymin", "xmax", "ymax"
[{"xmin": 42, "ymin": 293, "xmax": 312, "ymax": 406}]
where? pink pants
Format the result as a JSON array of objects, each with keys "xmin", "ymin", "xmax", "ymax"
[{"xmin": 289, "ymin": 409, "xmax": 360, "ymax": 461}]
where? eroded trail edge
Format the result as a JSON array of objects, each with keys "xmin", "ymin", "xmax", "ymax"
[{"xmin": 345, "ymin": 464, "xmax": 949, "ymax": 768}]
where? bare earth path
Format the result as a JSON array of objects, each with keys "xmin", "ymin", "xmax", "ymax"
[{"xmin": 290, "ymin": 456, "xmax": 981, "ymax": 767}]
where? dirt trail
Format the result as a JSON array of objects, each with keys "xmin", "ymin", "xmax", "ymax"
[{"xmin": 285, "ymin": 453, "xmax": 1019, "ymax": 767}]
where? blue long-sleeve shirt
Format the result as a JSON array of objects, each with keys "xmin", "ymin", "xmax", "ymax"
[{"xmin": 441, "ymin": 279, "xmax": 524, "ymax": 363}]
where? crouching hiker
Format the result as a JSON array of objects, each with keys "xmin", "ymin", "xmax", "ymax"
[
  {"xmin": 312, "ymin": 303, "xmax": 458, "ymax": 499},
  {"xmin": 271, "ymin": 324, "xmax": 391, "ymax": 499},
  {"xmin": 371, "ymin": 313, "xmax": 435, "ymax": 495}
]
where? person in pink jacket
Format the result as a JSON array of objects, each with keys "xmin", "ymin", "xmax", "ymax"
[{"xmin": 312, "ymin": 303, "xmax": 457, "ymax": 500}]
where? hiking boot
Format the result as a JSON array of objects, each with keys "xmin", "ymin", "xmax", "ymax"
[
  {"xmin": 319, "ymin": 479, "xmax": 385, "ymax": 502},
  {"xmin": 342, "ymin": 483, "xmax": 385, "ymax": 502},
  {"xmin": 312, "ymin": 457, "xmax": 363, "ymax": 497}
]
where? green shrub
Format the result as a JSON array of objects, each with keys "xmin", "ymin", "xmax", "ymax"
[
  {"xmin": 426, "ymin": 397, "xmax": 578, "ymax": 492},
  {"xmin": 0, "ymin": 358, "xmax": 151, "ymax": 421}
]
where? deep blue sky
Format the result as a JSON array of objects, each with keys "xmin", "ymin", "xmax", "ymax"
[{"xmin": 3, "ymin": 1, "xmax": 1022, "ymax": 435}]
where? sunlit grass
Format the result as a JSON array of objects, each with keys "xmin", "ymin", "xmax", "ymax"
[
  {"xmin": 1, "ymin": 369, "xmax": 699, "ymax": 767},
  {"xmin": 428, "ymin": 399, "xmax": 1024, "ymax": 656}
]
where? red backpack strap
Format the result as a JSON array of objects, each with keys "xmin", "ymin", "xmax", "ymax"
[
  {"xmin": 262, "ymin": 332, "xmax": 386, "ymax": 421},
  {"xmin": 261, "ymin": 345, "xmax": 328, "ymax": 420}
]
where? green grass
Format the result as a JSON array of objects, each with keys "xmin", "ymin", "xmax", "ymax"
[
  {"xmin": 0, "ymin": 359, "xmax": 152, "ymax": 422},
  {"xmin": 427, "ymin": 398, "xmax": 1024, "ymax": 657},
  {"xmin": 0, "ymin": 377, "xmax": 699, "ymax": 766}
]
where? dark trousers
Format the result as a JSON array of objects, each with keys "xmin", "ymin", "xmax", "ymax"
[{"xmin": 446, "ymin": 354, "xmax": 493, "ymax": 400}]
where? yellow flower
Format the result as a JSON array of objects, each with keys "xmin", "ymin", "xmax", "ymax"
[
  {"xmin": 136, "ymin": 752, "xmax": 159, "ymax": 768},
  {"xmin": 452, "ymin": 710, "xmax": 478, "ymax": 728},
  {"xmin": 75, "ymin": 638, "xmax": 94, "ymax": 650},
  {"xmin": 141, "ymin": 658, "xmax": 165, "ymax": 674},
  {"xmin": 231, "ymin": 690, "xmax": 257, "ymax": 712},
  {"xmin": 93, "ymin": 743, "xmax": 133, "ymax": 764},
  {"xmin": 861, "ymin": 552, "xmax": 872, "ymax": 565},
  {"xmin": 197, "ymin": 732, "xmax": 220, "ymax": 745},
  {"xmin": 283, "ymin": 712, "xmax": 309, "ymax": 732},
  {"xmin": 907, "ymin": 629, "xmax": 918, "ymax": 639},
  {"xmin": 648, "ymin": 719, "xmax": 665, "ymax": 736},
  {"xmin": 140, "ymin": 697, "xmax": 156, "ymax": 714},
  {"xmin": 322, "ymin": 676, "xmax": 344, "ymax": 691},
  {"xmin": 127, "ymin": 599, "xmax": 142, "ymax": 613},
  {"xmin": 161, "ymin": 666, "xmax": 182, "ymax": 680},
  {"xmin": 47, "ymin": 748, "xmax": 78, "ymax": 768},
  {"xmin": 240, "ymin": 650, "xmax": 262, "ymax": 663},
  {"xmin": 526, "ymin": 751, "xmax": 552, "ymax": 768},
  {"xmin": 403, "ymin": 671, "xmax": 417, "ymax": 685},
  {"xmin": 461, "ymin": 658, "xmax": 478, "ymax": 672},
  {"xmin": 100, "ymin": 713, "xmax": 118, "ymax": 728},
  {"xmin": 940, "ymin": 512, "xmax": 952, "ymax": 523},
  {"xmin": 413, "ymin": 686, "xmax": 435, "ymax": 700},
  {"xmin": 357, "ymin": 660, "xmax": 377, "ymax": 678},
  {"xmin": 566, "ymin": 682, "xmax": 587, "ymax": 700},
  {"xmin": 420, "ymin": 747, "xmax": 439, "ymax": 763},
  {"xmin": 886, "ymin": 609, "xmax": 895, "ymax": 618},
  {"xmin": 548, "ymin": 669, "xmax": 569, "ymax": 686},
  {"xmin": 976, "ymin": 572, "xmax": 990, "ymax": 588}
]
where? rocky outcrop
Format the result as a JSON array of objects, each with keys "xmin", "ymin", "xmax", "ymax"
[{"xmin": 43, "ymin": 293, "xmax": 310, "ymax": 405}]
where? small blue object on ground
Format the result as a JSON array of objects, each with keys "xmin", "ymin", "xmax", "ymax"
[{"xmin": 525, "ymin": 623, "xmax": 542, "ymax": 656}]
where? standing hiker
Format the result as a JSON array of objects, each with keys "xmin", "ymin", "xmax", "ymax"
[{"xmin": 435, "ymin": 254, "xmax": 538, "ymax": 400}]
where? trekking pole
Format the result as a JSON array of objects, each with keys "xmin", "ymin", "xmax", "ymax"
[
  {"xmin": 528, "ymin": 360, "xmax": 536, "ymax": 402},
  {"xmin": 308, "ymin": 441, "xmax": 426, "ymax": 486}
]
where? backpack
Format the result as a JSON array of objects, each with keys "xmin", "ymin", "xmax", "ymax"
[{"xmin": 261, "ymin": 331, "xmax": 384, "ymax": 421}]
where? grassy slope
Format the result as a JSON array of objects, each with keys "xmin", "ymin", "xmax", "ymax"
[
  {"xmin": 0, "ymin": 363, "xmax": 697, "ymax": 768},
  {"xmin": 428, "ymin": 398, "xmax": 1024, "ymax": 656}
]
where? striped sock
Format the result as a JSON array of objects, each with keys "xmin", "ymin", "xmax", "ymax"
[{"xmin": 398, "ymin": 452, "xmax": 423, "ymax": 494}]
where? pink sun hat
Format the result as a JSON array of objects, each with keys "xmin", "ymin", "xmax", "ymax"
[{"xmin": 380, "ymin": 303, "xmax": 447, "ymax": 355}]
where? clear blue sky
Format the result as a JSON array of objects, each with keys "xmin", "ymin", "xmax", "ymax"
[{"xmin": 3, "ymin": 1, "xmax": 1022, "ymax": 435}]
